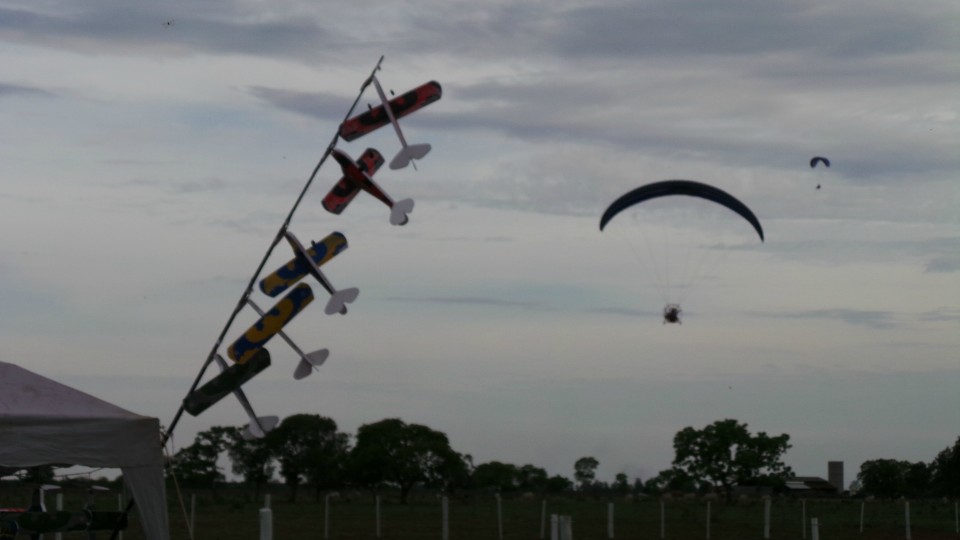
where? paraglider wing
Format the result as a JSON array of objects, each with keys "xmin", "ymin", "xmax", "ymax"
[
  {"xmin": 809, "ymin": 156, "xmax": 830, "ymax": 168},
  {"xmin": 599, "ymin": 180, "xmax": 764, "ymax": 242}
]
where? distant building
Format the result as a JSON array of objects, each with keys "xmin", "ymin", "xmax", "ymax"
[
  {"xmin": 786, "ymin": 476, "xmax": 839, "ymax": 496},
  {"xmin": 828, "ymin": 461, "xmax": 844, "ymax": 492}
]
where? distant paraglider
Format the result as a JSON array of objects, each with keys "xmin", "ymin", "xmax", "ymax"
[
  {"xmin": 599, "ymin": 180, "xmax": 765, "ymax": 241},
  {"xmin": 809, "ymin": 156, "xmax": 830, "ymax": 168},
  {"xmin": 600, "ymin": 180, "xmax": 764, "ymax": 324},
  {"xmin": 810, "ymin": 156, "xmax": 830, "ymax": 190}
]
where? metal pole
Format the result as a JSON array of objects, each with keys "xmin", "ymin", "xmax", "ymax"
[
  {"xmin": 324, "ymin": 493, "xmax": 331, "ymax": 539},
  {"xmin": 607, "ymin": 502, "xmax": 614, "ymax": 539},
  {"xmin": 496, "ymin": 493, "xmax": 503, "ymax": 539},
  {"xmin": 763, "ymin": 496, "xmax": 771, "ymax": 539},
  {"xmin": 442, "ymin": 496, "xmax": 449, "ymax": 540},
  {"xmin": 905, "ymin": 501, "xmax": 911, "ymax": 540},
  {"xmin": 802, "ymin": 499, "xmax": 807, "ymax": 539},
  {"xmin": 540, "ymin": 499, "xmax": 547, "ymax": 539},
  {"xmin": 259, "ymin": 507, "xmax": 272, "ymax": 540},
  {"xmin": 55, "ymin": 492, "xmax": 63, "ymax": 540},
  {"xmin": 190, "ymin": 493, "xmax": 196, "ymax": 538},
  {"xmin": 706, "ymin": 500, "xmax": 711, "ymax": 540},
  {"xmin": 660, "ymin": 499, "xmax": 666, "ymax": 540},
  {"xmin": 117, "ymin": 493, "xmax": 124, "ymax": 540}
]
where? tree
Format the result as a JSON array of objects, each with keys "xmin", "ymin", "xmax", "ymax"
[
  {"xmin": 545, "ymin": 474, "xmax": 573, "ymax": 494},
  {"xmin": 612, "ymin": 473, "xmax": 631, "ymax": 495},
  {"xmin": 903, "ymin": 461, "xmax": 931, "ymax": 498},
  {"xmin": 857, "ymin": 459, "xmax": 932, "ymax": 499},
  {"xmin": 644, "ymin": 469, "xmax": 696, "ymax": 495},
  {"xmin": 858, "ymin": 459, "xmax": 910, "ymax": 498},
  {"xmin": 347, "ymin": 418, "xmax": 468, "ymax": 503},
  {"xmin": 267, "ymin": 414, "xmax": 348, "ymax": 502},
  {"xmin": 516, "ymin": 464, "xmax": 548, "ymax": 493},
  {"xmin": 931, "ymin": 436, "xmax": 960, "ymax": 497},
  {"xmin": 225, "ymin": 426, "xmax": 275, "ymax": 500},
  {"xmin": 169, "ymin": 426, "xmax": 234, "ymax": 493},
  {"xmin": 574, "ymin": 457, "xmax": 599, "ymax": 490},
  {"xmin": 672, "ymin": 419, "xmax": 792, "ymax": 499},
  {"xmin": 472, "ymin": 461, "xmax": 519, "ymax": 492}
]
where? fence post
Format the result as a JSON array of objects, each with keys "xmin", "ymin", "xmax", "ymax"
[
  {"xmin": 904, "ymin": 501, "xmax": 911, "ymax": 540},
  {"xmin": 801, "ymin": 499, "xmax": 807, "ymax": 539},
  {"xmin": 706, "ymin": 500, "xmax": 711, "ymax": 540},
  {"xmin": 763, "ymin": 496, "xmax": 771, "ymax": 539},
  {"xmin": 190, "ymin": 493, "xmax": 196, "ymax": 539},
  {"xmin": 660, "ymin": 499, "xmax": 666, "ymax": 540},
  {"xmin": 551, "ymin": 514, "xmax": 559, "ymax": 540},
  {"xmin": 259, "ymin": 507, "xmax": 272, "ymax": 540},
  {"xmin": 442, "ymin": 495, "xmax": 449, "ymax": 540},
  {"xmin": 496, "ymin": 493, "xmax": 503, "ymax": 539},
  {"xmin": 54, "ymin": 492, "xmax": 63, "ymax": 540},
  {"xmin": 324, "ymin": 493, "xmax": 331, "ymax": 539},
  {"xmin": 118, "ymin": 493, "xmax": 125, "ymax": 540},
  {"xmin": 559, "ymin": 515, "xmax": 573, "ymax": 540},
  {"xmin": 607, "ymin": 502, "xmax": 614, "ymax": 539},
  {"xmin": 540, "ymin": 499, "xmax": 547, "ymax": 539},
  {"xmin": 859, "ymin": 500, "xmax": 865, "ymax": 533},
  {"xmin": 376, "ymin": 495, "xmax": 381, "ymax": 539},
  {"xmin": 955, "ymin": 501, "xmax": 958, "ymax": 534},
  {"xmin": 810, "ymin": 517, "xmax": 819, "ymax": 540}
]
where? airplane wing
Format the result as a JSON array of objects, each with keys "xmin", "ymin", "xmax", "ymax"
[
  {"xmin": 259, "ymin": 232, "xmax": 348, "ymax": 297},
  {"xmin": 322, "ymin": 148, "xmax": 386, "ymax": 215},
  {"xmin": 338, "ymin": 81, "xmax": 442, "ymax": 142}
]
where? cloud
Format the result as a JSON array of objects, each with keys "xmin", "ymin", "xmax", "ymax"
[
  {"xmin": 0, "ymin": 81, "xmax": 52, "ymax": 98},
  {"xmin": 756, "ymin": 308, "xmax": 898, "ymax": 329},
  {"xmin": 925, "ymin": 254, "xmax": 960, "ymax": 273},
  {"xmin": 590, "ymin": 306, "xmax": 662, "ymax": 319},
  {"xmin": 385, "ymin": 295, "xmax": 553, "ymax": 311},
  {"xmin": 918, "ymin": 307, "xmax": 960, "ymax": 322},
  {"xmin": 247, "ymin": 86, "xmax": 349, "ymax": 123}
]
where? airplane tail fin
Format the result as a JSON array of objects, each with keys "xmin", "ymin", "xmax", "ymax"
[
  {"xmin": 325, "ymin": 287, "xmax": 360, "ymax": 315},
  {"xmin": 390, "ymin": 198, "xmax": 415, "ymax": 226},
  {"xmin": 242, "ymin": 415, "xmax": 279, "ymax": 440},
  {"xmin": 390, "ymin": 143, "xmax": 431, "ymax": 170},
  {"xmin": 294, "ymin": 349, "xmax": 329, "ymax": 380}
]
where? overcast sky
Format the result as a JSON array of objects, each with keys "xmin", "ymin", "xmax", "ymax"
[{"xmin": 1, "ymin": 0, "xmax": 958, "ymax": 487}]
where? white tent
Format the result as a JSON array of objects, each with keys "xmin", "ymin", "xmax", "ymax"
[{"xmin": 0, "ymin": 361, "xmax": 169, "ymax": 540}]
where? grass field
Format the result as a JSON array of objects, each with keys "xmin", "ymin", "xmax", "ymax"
[{"xmin": 3, "ymin": 484, "xmax": 959, "ymax": 539}]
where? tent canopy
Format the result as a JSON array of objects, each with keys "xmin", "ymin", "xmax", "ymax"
[{"xmin": 0, "ymin": 361, "xmax": 169, "ymax": 540}]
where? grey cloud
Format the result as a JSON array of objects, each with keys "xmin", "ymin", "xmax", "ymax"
[
  {"xmin": 0, "ymin": 81, "xmax": 52, "ymax": 98},
  {"xmin": 757, "ymin": 308, "xmax": 899, "ymax": 329},
  {"xmin": 925, "ymin": 254, "xmax": 960, "ymax": 273},
  {"xmin": 0, "ymin": 3, "xmax": 341, "ymax": 62},
  {"xmin": 918, "ymin": 307, "xmax": 960, "ymax": 322},
  {"xmin": 548, "ymin": 0, "xmax": 958, "ymax": 60},
  {"xmin": 247, "ymin": 86, "xmax": 349, "ymax": 123},
  {"xmin": 385, "ymin": 295, "xmax": 552, "ymax": 311},
  {"xmin": 590, "ymin": 306, "xmax": 662, "ymax": 319}
]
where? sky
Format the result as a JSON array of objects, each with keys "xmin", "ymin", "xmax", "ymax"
[{"xmin": 1, "ymin": 0, "xmax": 958, "ymax": 488}]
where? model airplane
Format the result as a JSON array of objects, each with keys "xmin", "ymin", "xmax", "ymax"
[
  {"xmin": 324, "ymin": 148, "xmax": 414, "ymax": 225},
  {"xmin": 247, "ymin": 298, "xmax": 328, "ymax": 380},
  {"xmin": 227, "ymin": 283, "xmax": 315, "ymax": 364},
  {"xmin": 281, "ymin": 230, "xmax": 359, "ymax": 314},
  {"xmin": 259, "ymin": 231, "xmax": 348, "ymax": 297},
  {"xmin": 182, "ymin": 350, "xmax": 277, "ymax": 439},
  {"xmin": 339, "ymin": 77, "xmax": 442, "ymax": 170}
]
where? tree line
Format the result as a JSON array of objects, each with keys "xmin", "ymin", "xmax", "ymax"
[{"xmin": 167, "ymin": 416, "xmax": 960, "ymax": 502}]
